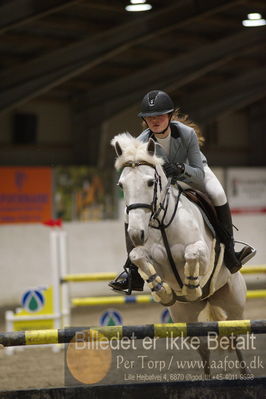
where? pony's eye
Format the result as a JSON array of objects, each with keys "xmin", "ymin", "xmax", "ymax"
[
  {"xmin": 147, "ymin": 179, "xmax": 155, "ymax": 187},
  {"xmin": 117, "ymin": 182, "xmax": 123, "ymax": 189}
]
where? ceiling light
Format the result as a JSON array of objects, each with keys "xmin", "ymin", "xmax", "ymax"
[
  {"xmin": 130, "ymin": 0, "xmax": 147, "ymax": 3},
  {"xmin": 242, "ymin": 12, "xmax": 266, "ymax": 27},
  {"xmin": 247, "ymin": 13, "xmax": 262, "ymax": 20},
  {"xmin": 242, "ymin": 19, "xmax": 266, "ymax": 27},
  {"xmin": 125, "ymin": 3, "xmax": 152, "ymax": 12}
]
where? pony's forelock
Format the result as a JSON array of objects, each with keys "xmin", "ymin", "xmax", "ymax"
[{"xmin": 111, "ymin": 133, "xmax": 164, "ymax": 170}]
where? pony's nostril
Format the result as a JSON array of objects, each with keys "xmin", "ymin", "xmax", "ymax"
[{"xmin": 130, "ymin": 230, "xmax": 145, "ymax": 246}]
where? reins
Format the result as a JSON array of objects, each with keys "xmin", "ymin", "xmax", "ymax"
[
  {"xmin": 151, "ymin": 180, "xmax": 183, "ymax": 229},
  {"xmin": 150, "ymin": 181, "xmax": 184, "ymax": 289}
]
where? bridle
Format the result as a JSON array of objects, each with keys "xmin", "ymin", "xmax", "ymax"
[
  {"xmin": 121, "ymin": 159, "xmax": 182, "ymax": 226},
  {"xmin": 122, "ymin": 160, "xmax": 162, "ymax": 217}
]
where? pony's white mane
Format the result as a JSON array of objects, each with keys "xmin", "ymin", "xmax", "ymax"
[{"xmin": 111, "ymin": 132, "xmax": 164, "ymax": 170}]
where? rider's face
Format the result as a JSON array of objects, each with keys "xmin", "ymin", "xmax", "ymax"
[{"xmin": 144, "ymin": 114, "xmax": 170, "ymax": 137}]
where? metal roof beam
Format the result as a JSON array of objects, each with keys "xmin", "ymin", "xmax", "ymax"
[
  {"xmin": 0, "ymin": 0, "xmax": 246, "ymax": 114},
  {"xmin": 100, "ymin": 68, "xmax": 266, "ymax": 167},
  {"xmin": 0, "ymin": 0, "xmax": 83, "ymax": 34},
  {"xmin": 79, "ymin": 28, "xmax": 265, "ymax": 120},
  {"xmin": 183, "ymin": 68, "xmax": 266, "ymax": 123}
]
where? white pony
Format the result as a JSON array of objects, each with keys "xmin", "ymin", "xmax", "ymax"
[{"xmin": 112, "ymin": 133, "xmax": 247, "ymax": 329}]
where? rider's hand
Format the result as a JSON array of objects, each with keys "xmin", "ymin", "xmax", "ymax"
[{"xmin": 163, "ymin": 162, "xmax": 184, "ymax": 179}]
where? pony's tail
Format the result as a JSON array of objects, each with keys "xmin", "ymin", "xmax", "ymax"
[{"xmin": 198, "ymin": 302, "xmax": 227, "ymax": 322}]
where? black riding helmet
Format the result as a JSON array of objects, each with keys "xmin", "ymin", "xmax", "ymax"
[{"xmin": 138, "ymin": 90, "xmax": 174, "ymax": 117}]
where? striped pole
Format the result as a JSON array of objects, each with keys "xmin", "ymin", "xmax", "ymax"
[
  {"xmin": 61, "ymin": 266, "xmax": 266, "ymax": 283},
  {"xmin": 241, "ymin": 266, "xmax": 266, "ymax": 274},
  {"xmin": 72, "ymin": 295, "xmax": 154, "ymax": 307},
  {"xmin": 246, "ymin": 290, "xmax": 266, "ymax": 299},
  {"xmin": 71, "ymin": 289, "xmax": 266, "ymax": 307},
  {"xmin": 1, "ymin": 320, "xmax": 266, "ymax": 347},
  {"xmin": 62, "ymin": 272, "xmax": 117, "ymax": 283}
]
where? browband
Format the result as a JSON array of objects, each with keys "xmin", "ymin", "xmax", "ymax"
[{"xmin": 122, "ymin": 160, "xmax": 155, "ymax": 169}]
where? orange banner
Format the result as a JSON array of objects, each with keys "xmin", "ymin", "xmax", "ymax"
[{"xmin": 0, "ymin": 167, "xmax": 52, "ymax": 224}]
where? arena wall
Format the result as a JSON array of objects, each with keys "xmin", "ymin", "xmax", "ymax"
[{"xmin": 0, "ymin": 214, "xmax": 265, "ymax": 307}]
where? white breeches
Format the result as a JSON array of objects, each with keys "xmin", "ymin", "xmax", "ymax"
[{"xmin": 203, "ymin": 165, "xmax": 227, "ymax": 206}]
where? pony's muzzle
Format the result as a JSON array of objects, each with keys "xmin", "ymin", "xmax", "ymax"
[{"xmin": 129, "ymin": 229, "xmax": 145, "ymax": 246}]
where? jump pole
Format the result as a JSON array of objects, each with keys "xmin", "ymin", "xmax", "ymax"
[
  {"xmin": 0, "ymin": 319, "xmax": 266, "ymax": 347},
  {"xmin": 49, "ymin": 230, "xmax": 61, "ymax": 329},
  {"xmin": 51, "ymin": 228, "xmax": 73, "ymax": 327},
  {"xmin": 72, "ymin": 294, "xmax": 155, "ymax": 307},
  {"xmin": 58, "ymin": 230, "xmax": 71, "ymax": 327},
  {"xmin": 49, "ymin": 228, "xmax": 72, "ymax": 328},
  {"xmin": 71, "ymin": 289, "xmax": 266, "ymax": 307},
  {"xmin": 241, "ymin": 266, "xmax": 266, "ymax": 274},
  {"xmin": 61, "ymin": 265, "xmax": 266, "ymax": 283},
  {"xmin": 246, "ymin": 289, "xmax": 266, "ymax": 299},
  {"xmin": 60, "ymin": 265, "xmax": 266, "ymax": 312},
  {"xmin": 62, "ymin": 272, "xmax": 117, "ymax": 282},
  {"xmin": 53, "ymin": 228, "xmax": 266, "ymax": 323}
]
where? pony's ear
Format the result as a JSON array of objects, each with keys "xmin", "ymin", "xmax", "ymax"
[
  {"xmin": 147, "ymin": 138, "xmax": 155, "ymax": 156},
  {"xmin": 114, "ymin": 141, "xmax": 123, "ymax": 157}
]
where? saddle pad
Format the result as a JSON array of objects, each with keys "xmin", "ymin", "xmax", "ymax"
[{"xmin": 182, "ymin": 188, "xmax": 219, "ymax": 238}]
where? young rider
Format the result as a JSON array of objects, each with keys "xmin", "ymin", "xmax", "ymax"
[{"xmin": 109, "ymin": 90, "xmax": 254, "ymax": 293}]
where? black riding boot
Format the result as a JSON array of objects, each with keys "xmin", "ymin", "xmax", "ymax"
[
  {"xmin": 108, "ymin": 224, "xmax": 144, "ymax": 294},
  {"xmin": 215, "ymin": 203, "xmax": 252, "ymax": 274},
  {"xmin": 108, "ymin": 258, "xmax": 144, "ymax": 294}
]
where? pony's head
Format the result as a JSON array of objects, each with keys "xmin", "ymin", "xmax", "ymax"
[
  {"xmin": 111, "ymin": 133, "xmax": 164, "ymax": 170},
  {"xmin": 111, "ymin": 133, "xmax": 166, "ymax": 246}
]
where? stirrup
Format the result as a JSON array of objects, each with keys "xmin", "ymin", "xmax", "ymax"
[
  {"xmin": 234, "ymin": 240, "xmax": 256, "ymax": 265},
  {"xmin": 108, "ymin": 267, "xmax": 134, "ymax": 296}
]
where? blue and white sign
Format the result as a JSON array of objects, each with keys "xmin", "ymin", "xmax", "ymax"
[
  {"xmin": 21, "ymin": 289, "xmax": 45, "ymax": 312},
  {"xmin": 160, "ymin": 309, "xmax": 173, "ymax": 324},
  {"xmin": 99, "ymin": 309, "xmax": 123, "ymax": 326}
]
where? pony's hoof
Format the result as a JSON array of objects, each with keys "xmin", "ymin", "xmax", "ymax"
[{"xmin": 152, "ymin": 293, "xmax": 176, "ymax": 307}]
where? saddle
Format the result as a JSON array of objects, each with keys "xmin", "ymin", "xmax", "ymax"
[
  {"xmin": 183, "ymin": 188, "xmax": 220, "ymax": 238},
  {"xmin": 183, "ymin": 188, "xmax": 256, "ymax": 270}
]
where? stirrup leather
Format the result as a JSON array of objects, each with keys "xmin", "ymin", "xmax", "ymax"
[{"xmin": 122, "ymin": 262, "xmax": 135, "ymax": 295}]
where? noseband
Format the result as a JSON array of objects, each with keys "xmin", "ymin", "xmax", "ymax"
[
  {"xmin": 122, "ymin": 161, "xmax": 161, "ymax": 216},
  {"xmin": 126, "ymin": 203, "xmax": 153, "ymax": 214}
]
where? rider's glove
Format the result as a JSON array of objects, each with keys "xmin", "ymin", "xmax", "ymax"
[{"xmin": 163, "ymin": 162, "xmax": 185, "ymax": 180}]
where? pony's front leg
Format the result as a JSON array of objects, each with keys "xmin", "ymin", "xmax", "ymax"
[
  {"xmin": 129, "ymin": 247, "xmax": 176, "ymax": 306},
  {"xmin": 182, "ymin": 240, "xmax": 207, "ymax": 301}
]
